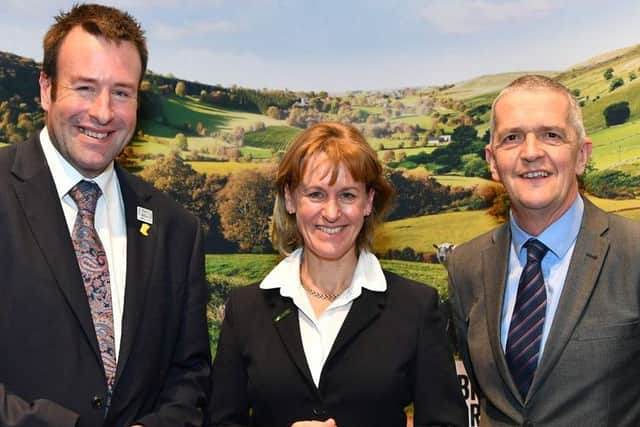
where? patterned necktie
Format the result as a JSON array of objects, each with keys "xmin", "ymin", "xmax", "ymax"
[
  {"xmin": 69, "ymin": 180, "xmax": 116, "ymax": 405},
  {"xmin": 505, "ymin": 238, "xmax": 549, "ymax": 399}
]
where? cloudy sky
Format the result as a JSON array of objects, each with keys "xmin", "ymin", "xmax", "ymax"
[{"xmin": 2, "ymin": 0, "xmax": 639, "ymax": 92}]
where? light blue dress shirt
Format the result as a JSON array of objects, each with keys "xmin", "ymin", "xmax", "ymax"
[{"xmin": 500, "ymin": 196, "xmax": 584, "ymax": 357}]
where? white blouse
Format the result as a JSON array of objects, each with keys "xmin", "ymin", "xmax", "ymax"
[{"xmin": 260, "ymin": 248, "xmax": 387, "ymax": 387}]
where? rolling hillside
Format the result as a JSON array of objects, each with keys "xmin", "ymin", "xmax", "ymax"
[{"xmin": 439, "ymin": 71, "xmax": 557, "ymax": 100}]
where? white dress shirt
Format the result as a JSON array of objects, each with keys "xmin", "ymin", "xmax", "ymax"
[
  {"xmin": 39, "ymin": 128, "xmax": 128, "ymax": 361},
  {"xmin": 260, "ymin": 248, "xmax": 387, "ymax": 387}
]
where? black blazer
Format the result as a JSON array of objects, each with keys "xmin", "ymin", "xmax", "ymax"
[
  {"xmin": 0, "ymin": 136, "xmax": 211, "ymax": 426},
  {"xmin": 209, "ymin": 269, "xmax": 467, "ymax": 427}
]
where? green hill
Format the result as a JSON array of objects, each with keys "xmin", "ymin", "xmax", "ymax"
[
  {"xmin": 244, "ymin": 126, "xmax": 301, "ymax": 151},
  {"xmin": 557, "ymin": 44, "xmax": 640, "ymax": 132},
  {"xmin": 440, "ymin": 71, "xmax": 558, "ymax": 101}
]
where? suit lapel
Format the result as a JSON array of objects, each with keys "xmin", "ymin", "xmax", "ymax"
[
  {"xmin": 482, "ymin": 224, "xmax": 523, "ymax": 402},
  {"xmin": 323, "ymin": 289, "xmax": 385, "ymax": 374},
  {"xmin": 267, "ymin": 291, "xmax": 318, "ymax": 393},
  {"xmin": 529, "ymin": 199, "xmax": 609, "ymax": 398},
  {"xmin": 10, "ymin": 137, "xmax": 102, "ymax": 363},
  {"xmin": 114, "ymin": 167, "xmax": 157, "ymax": 382}
]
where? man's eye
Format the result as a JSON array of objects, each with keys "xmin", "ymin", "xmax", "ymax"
[
  {"xmin": 76, "ymin": 86, "xmax": 94, "ymax": 93},
  {"xmin": 114, "ymin": 89, "xmax": 134, "ymax": 99},
  {"xmin": 503, "ymin": 134, "xmax": 523, "ymax": 143}
]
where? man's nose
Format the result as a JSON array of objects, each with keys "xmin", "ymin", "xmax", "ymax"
[{"xmin": 88, "ymin": 89, "xmax": 114, "ymax": 125}]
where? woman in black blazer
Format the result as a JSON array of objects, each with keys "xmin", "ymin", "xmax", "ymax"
[{"xmin": 209, "ymin": 122, "xmax": 467, "ymax": 427}]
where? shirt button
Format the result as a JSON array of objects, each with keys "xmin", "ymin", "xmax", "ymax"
[{"xmin": 91, "ymin": 395, "xmax": 104, "ymax": 409}]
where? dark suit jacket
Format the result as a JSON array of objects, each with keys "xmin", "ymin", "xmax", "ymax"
[
  {"xmin": 0, "ymin": 136, "xmax": 211, "ymax": 427},
  {"xmin": 448, "ymin": 199, "xmax": 640, "ymax": 426},
  {"xmin": 209, "ymin": 270, "xmax": 467, "ymax": 427}
]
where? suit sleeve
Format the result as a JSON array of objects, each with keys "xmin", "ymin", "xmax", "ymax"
[
  {"xmin": 135, "ymin": 221, "xmax": 212, "ymax": 427},
  {"xmin": 208, "ymin": 291, "xmax": 250, "ymax": 427},
  {"xmin": 0, "ymin": 385, "xmax": 79, "ymax": 427},
  {"xmin": 447, "ymin": 253, "xmax": 479, "ymax": 399},
  {"xmin": 413, "ymin": 286, "xmax": 468, "ymax": 427}
]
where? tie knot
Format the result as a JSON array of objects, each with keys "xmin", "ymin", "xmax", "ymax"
[
  {"xmin": 525, "ymin": 238, "xmax": 549, "ymax": 262},
  {"xmin": 69, "ymin": 180, "xmax": 102, "ymax": 214}
]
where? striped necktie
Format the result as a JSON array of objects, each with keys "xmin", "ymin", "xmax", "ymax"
[
  {"xmin": 69, "ymin": 180, "xmax": 116, "ymax": 410},
  {"xmin": 505, "ymin": 238, "xmax": 549, "ymax": 399}
]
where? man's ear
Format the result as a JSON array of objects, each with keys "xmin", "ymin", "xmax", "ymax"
[
  {"xmin": 39, "ymin": 72, "xmax": 52, "ymax": 112},
  {"xmin": 485, "ymin": 144, "xmax": 501, "ymax": 182},
  {"xmin": 576, "ymin": 137, "xmax": 593, "ymax": 175}
]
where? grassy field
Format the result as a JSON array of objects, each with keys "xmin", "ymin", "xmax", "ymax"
[
  {"xmin": 241, "ymin": 146, "xmax": 273, "ymax": 159},
  {"xmin": 161, "ymin": 95, "xmax": 286, "ymax": 133},
  {"xmin": 589, "ymin": 120, "xmax": 640, "ymax": 169},
  {"xmin": 205, "ymin": 254, "xmax": 450, "ymax": 298},
  {"xmin": 244, "ymin": 126, "xmax": 300, "ymax": 151},
  {"xmin": 586, "ymin": 194, "xmax": 640, "ymax": 220},
  {"xmin": 374, "ymin": 210, "xmax": 500, "ymax": 253},
  {"xmin": 354, "ymin": 105, "xmax": 384, "ymax": 115},
  {"xmin": 380, "ymin": 259, "xmax": 449, "ymax": 298},
  {"xmin": 128, "ymin": 138, "xmax": 173, "ymax": 155},
  {"xmin": 206, "ymin": 253, "xmax": 281, "ymax": 282},
  {"xmin": 188, "ymin": 160, "xmax": 273, "ymax": 176},
  {"xmin": 431, "ymin": 175, "xmax": 495, "ymax": 188},
  {"xmin": 391, "ymin": 114, "xmax": 437, "ymax": 129},
  {"xmin": 442, "ymin": 71, "xmax": 556, "ymax": 100}
]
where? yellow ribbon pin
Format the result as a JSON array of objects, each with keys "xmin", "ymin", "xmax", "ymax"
[{"xmin": 140, "ymin": 223, "xmax": 150, "ymax": 236}]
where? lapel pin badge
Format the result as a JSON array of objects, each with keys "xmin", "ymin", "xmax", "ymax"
[
  {"xmin": 273, "ymin": 307, "xmax": 292, "ymax": 323},
  {"xmin": 139, "ymin": 223, "xmax": 150, "ymax": 236},
  {"xmin": 137, "ymin": 206, "xmax": 153, "ymax": 236}
]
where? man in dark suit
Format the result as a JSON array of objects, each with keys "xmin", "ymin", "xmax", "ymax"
[
  {"xmin": 448, "ymin": 75, "xmax": 640, "ymax": 426},
  {"xmin": 0, "ymin": 4, "xmax": 210, "ymax": 426}
]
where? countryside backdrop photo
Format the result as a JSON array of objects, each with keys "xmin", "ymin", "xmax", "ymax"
[{"xmin": 2, "ymin": 0, "xmax": 640, "ymax": 369}]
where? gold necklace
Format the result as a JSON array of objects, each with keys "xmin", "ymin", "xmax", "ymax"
[{"xmin": 300, "ymin": 282, "xmax": 342, "ymax": 301}]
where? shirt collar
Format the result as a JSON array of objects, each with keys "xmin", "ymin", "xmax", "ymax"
[
  {"xmin": 510, "ymin": 195, "xmax": 584, "ymax": 259},
  {"xmin": 260, "ymin": 247, "xmax": 387, "ymax": 299},
  {"xmin": 39, "ymin": 127, "xmax": 116, "ymax": 199}
]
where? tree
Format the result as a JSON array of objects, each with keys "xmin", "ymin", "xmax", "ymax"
[
  {"xmin": 175, "ymin": 133, "xmax": 188, "ymax": 151},
  {"xmin": 486, "ymin": 185, "xmax": 510, "ymax": 223},
  {"xmin": 266, "ymin": 105, "xmax": 281, "ymax": 120},
  {"xmin": 232, "ymin": 126, "xmax": 245, "ymax": 145},
  {"xmin": 609, "ymin": 77, "xmax": 624, "ymax": 92},
  {"xmin": 482, "ymin": 129, "xmax": 491, "ymax": 143},
  {"xmin": 383, "ymin": 150, "xmax": 396, "ymax": 162},
  {"xmin": 462, "ymin": 153, "xmax": 490, "ymax": 178},
  {"xmin": 217, "ymin": 168, "xmax": 275, "ymax": 252},
  {"xmin": 603, "ymin": 101, "xmax": 630, "ymax": 126},
  {"xmin": 287, "ymin": 107, "xmax": 306, "ymax": 128},
  {"xmin": 175, "ymin": 81, "xmax": 186, "ymax": 97},
  {"xmin": 584, "ymin": 169, "xmax": 640, "ymax": 198},
  {"xmin": 451, "ymin": 125, "xmax": 478, "ymax": 145},
  {"xmin": 603, "ymin": 67, "xmax": 614, "ymax": 80},
  {"xmin": 139, "ymin": 153, "xmax": 226, "ymax": 241},
  {"xmin": 385, "ymin": 170, "xmax": 470, "ymax": 220}
]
